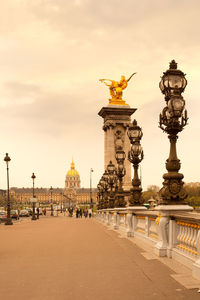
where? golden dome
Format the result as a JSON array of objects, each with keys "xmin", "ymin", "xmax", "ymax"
[{"xmin": 66, "ymin": 159, "xmax": 80, "ymax": 176}]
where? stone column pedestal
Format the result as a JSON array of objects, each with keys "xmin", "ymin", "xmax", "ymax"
[{"xmin": 98, "ymin": 105, "xmax": 136, "ymax": 190}]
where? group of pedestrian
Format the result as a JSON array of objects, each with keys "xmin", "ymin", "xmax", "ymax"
[
  {"xmin": 29, "ymin": 206, "xmax": 93, "ymax": 219},
  {"xmin": 70, "ymin": 207, "xmax": 92, "ymax": 218}
]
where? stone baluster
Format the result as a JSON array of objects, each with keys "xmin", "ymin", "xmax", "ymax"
[
  {"xmin": 127, "ymin": 212, "xmax": 133, "ymax": 237},
  {"xmin": 145, "ymin": 216, "xmax": 149, "ymax": 237},
  {"xmin": 107, "ymin": 211, "xmax": 111, "ymax": 225},
  {"xmin": 113, "ymin": 211, "xmax": 118, "ymax": 230}
]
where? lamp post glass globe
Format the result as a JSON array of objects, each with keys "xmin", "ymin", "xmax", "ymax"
[
  {"xmin": 115, "ymin": 150, "xmax": 126, "ymax": 161},
  {"xmin": 107, "ymin": 161, "xmax": 115, "ymax": 173},
  {"xmin": 159, "ymin": 60, "xmax": 187, "ymax": 100},
  {"xmin": 168, "ymin": 96, "xmax": 185, "ymax": 117},
  {"xmin": 127, "ymin": 120, "xmax": 143, "ymax": 144},
  {"xmin": 4, "ymin": 153, "xmax": 11, "ymax": 165},
  {"xmin": 131, "ymin": 144, "xmax": 142, "ymax": 156}
]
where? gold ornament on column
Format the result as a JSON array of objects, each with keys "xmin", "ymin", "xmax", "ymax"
[{"xmin": 99, "ymin": 73, "xmax": 136, "ymax": 105}]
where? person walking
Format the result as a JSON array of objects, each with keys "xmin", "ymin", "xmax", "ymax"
[
  {"xmin": 36, "ymin": 207, "xmax": 39, "ymax": 219},
  {"xmin": 76, "ymin": 207, "xmax": 79, "ymax": 218},
  {"xmin": 84, "ymin": 208, "xmax": 88, "ymax": 218},
  {"xmin": 88, "ymin": 208, "xmax": 92, "ymax": 218},
  {"xmin": 68, "ymin": 207, "xmax": 73, "ymax": 217}
]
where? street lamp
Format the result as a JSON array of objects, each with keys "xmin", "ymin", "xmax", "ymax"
[
  {"xmin": 50, "ymin": 186, "xmax": 54, "ymax": 216},
  {"xmin": 31, "ymin": 173, "xmax": 37, "ymax": 220},
  {"xmin": 158, "ymin": 60, "xmax": 188, "ymax": 204},
  {"xmin": 107, "ymin": 161, "xmax": 117, "ymax": 208},
  {"xmin": 159, "ymin": 59, "xmax": 187, "ymax": 102},
  {"xmin": 127, "ymin": 120, "xmax": 144, "ymax": 206},
  {"xmin": 4, "ymin": 153, "xmax": 13, "ymax": 225},
  {"xmin": 90, "ymin": 168, "xmax": 94, "ymax": 208},
  {"xmin": 97, "ymin": 183, "xmax": 102, "ymax": 209},
  {"xmin": 115, "ymin": 150, "xmax": 126, "ymax": 207},
  {"xmin": 100, "ymin": 171, "xmax": 109, "ymax": 208}
]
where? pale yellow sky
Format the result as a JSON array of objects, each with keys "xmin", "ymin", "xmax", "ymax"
[{"xmin": 0, "ymin": 0, "xmax": 200, "ymax": 190}]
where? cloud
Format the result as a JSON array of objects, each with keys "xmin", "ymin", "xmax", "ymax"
[
  {"xmin": 0, "ymin": 80, "xmax": 103, "ymax": 139},
  {"xmin": 0, "ymin": 0, "xmax": 200, "ymax": 189}
]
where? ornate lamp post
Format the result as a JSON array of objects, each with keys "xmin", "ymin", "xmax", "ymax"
[
  {"xmin": 158, "ymin": 60, "xmax": 188, "ymax": 204},
  {"xmin": 127, "ymin": 120, "xmax": 144, "ymax": 206},
  {"xmin": 97, "ymin": 177, "xmax": 104, "ymax": 208},
  {"xmin": 31, "ymin": 173, "xmax": 37, "ymax": 220},
  {"xmin": 4, "ymin": 153, "xmax": 13, "ymax": 225},
  {"xmin": 100, "ymin": 171, "xmax": 110, "ymax": 208},
  {"xmin": 107, "ymin": 161, "xmax": 117, "ymax": 208},
  {"xmin": 115, "ymin": 150, "xmax": 126, "ymax": 207},
  {"xmin": 50, "ymin": 186, "xmax": 54, "ymax": 216},
  {"xmin": 90, "ymin": 168, "xmax": 94, "ymax": 208},
  {"xmin": 97, "ymin": 183, "xmax": 102, "ymax": 209}
]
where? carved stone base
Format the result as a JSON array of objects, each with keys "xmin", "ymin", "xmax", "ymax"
[
  {"xmin": 109, "ymin": 98, "xmax": 129, "ymax": 106},
  {"xmin": 114, "ymin": 192, "xmax": 126, "ymax": 208},
  {"xmin": 159, "ymin": 172, "xmax": 187, "ymax": 205},
  {"xmin": 109, "ymin": 196, "xmax": 115, "ymax": 208},
  {"xmin": 154, "ymin": 205, "xmax": 193, "ymax": 257},
  {"xmin": 155, "ymin": 242, "xmax": 168, "ymax": 257},
  {"xmin": 129, "ymin": 186, "xmax": 144, "ymax": 206}
]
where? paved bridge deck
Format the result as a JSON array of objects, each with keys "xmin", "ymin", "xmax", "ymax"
[{"xmin": 0, "ymin": 215, "xmax": 200, "ymax": 300}]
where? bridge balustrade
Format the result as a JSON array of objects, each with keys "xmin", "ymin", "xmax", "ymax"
[{"xmin": 96, "ymin": 209, "xmax": 200, "ymax": 280}]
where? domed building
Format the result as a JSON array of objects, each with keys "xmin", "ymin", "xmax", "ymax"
[
  {"xmin": 65, "ymin": 159, "xmax": 81, "ymax": 189},
  {"xmin": 10, "ymin": 159, "xmax": 97, "ymax": 207}
]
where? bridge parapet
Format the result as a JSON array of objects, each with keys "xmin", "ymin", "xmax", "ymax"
[{"xmin": 96, "ymin": 209, "xmax": 200, "ymax": 280}]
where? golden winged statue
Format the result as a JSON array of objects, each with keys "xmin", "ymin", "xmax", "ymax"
[{"xmin": 99, "ymin": 73, "xmax": 136, "ymax": 105}]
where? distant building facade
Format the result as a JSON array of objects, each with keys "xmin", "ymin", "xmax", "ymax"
[{"xmin": 10, "ymin": 159, "xmax": 97, "ymax": 206}]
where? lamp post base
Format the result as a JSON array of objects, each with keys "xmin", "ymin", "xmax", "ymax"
[
  {"xmin": 114, "ymin": 191, "xmax": 126, "ymax": 208},
  {"xmin": 5, "ymin": 218, "xmax": 13, "ymax": 225},
  {"xmin": 108, "ymin": 196, "xmax": 115, "ymax": 208}
]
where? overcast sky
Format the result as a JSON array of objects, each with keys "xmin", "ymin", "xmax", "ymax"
[{"xmin": 0, "ymin": 0, "xmax": 200, "ymax": 190}]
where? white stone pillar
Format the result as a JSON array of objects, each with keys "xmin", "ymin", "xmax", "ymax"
[
  {"xmin": 193, "ymin": 230, "xmax": 200, "ymax": 280},
  {"xmin": 107, "ymin": 211, "xmax": 111, "ymax": 225},
  {"xmin": 154, "ymin": 205, "xmax": 193, "ymax": 257},
  {"xmin": 127, "ymin": 212, "xmax": 134, "ymax": 237}
]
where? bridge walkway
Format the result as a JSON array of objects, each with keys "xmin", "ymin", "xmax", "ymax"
[{"xmin": 0, "ymin": 215, "xmax": 200, "ymax": 300}]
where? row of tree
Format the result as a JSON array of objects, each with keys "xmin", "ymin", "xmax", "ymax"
[{"xmin": 142, "ymin": 183, "xmax": 200, "ymax": 207}]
